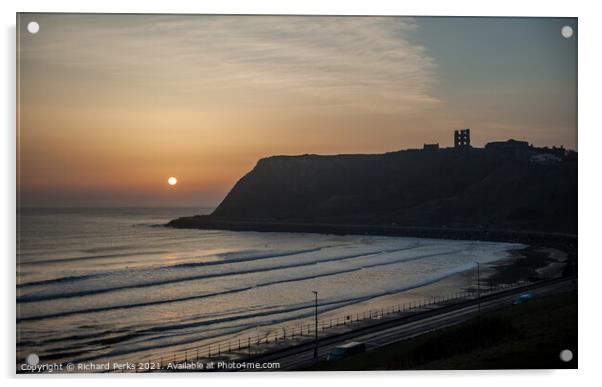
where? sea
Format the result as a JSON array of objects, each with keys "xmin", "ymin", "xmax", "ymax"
[{"xmin": 16, "ymin": 207, "xmax": 524, "ymax": 367}]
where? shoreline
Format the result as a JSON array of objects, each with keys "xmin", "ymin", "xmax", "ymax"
[
  {"xmin": 167, "ymin": 216, "xmax": 577, "ymax": 271},
  {"xmin": 163, "ymin": 216, "xmax": 577, "ymax": 332},
  {"xmin": 161, "ymin": 218, "xmax": 575, "ymax": 357},
  {"xmin": 167, "ymin": 216, "xmax": 577, "ymax": 244},
  {"xmin": 300, "ymin": 243, "xmax": 567, "ymax": 329}
]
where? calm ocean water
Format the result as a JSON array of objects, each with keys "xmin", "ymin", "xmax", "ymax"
[{"xmin": 16, "ymin": 207, "xmax": 523, "ymax": 366}]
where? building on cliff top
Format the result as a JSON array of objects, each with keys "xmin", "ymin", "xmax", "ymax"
[
  {"xmin": 454, "ymin": 129, "xmax": 471, "ymax": 148},
  {"xmin": 423, "ymin": 143, "xmax": 439, "ymax": 151}
]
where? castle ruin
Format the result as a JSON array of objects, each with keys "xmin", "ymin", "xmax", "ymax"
[{"xmin": 454, "ymin": 129, "xmax": 471, "ymax": 148}]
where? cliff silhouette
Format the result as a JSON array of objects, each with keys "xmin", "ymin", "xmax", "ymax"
[{"xmin": 170, "ymin": 146, "xmax": 577, "ymax": 234}]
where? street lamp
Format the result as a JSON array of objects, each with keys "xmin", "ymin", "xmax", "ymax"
[
  {"xmin": 474, "ymin": 261, "xmax": 481, "ymax": 314},
  {"xmin": 312, "ymin": 291, "xmax": 318, "ymax": 359}
]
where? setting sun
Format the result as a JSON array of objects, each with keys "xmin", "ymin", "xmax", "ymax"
[{"xmin": 167, "ymin": 177, "xmax": 178, "ymax": 186}]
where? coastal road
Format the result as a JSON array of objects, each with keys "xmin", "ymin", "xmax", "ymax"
[{"xmin": 247, "ymin": 277, "xmax": 577, "ymax": 370}]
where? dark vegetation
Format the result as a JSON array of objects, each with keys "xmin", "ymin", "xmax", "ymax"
[{"xmin": 305, "ymin": 290, "xmax": 577, "ymax": 370}]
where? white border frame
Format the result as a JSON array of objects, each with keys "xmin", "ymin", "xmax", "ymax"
[{"xmin": 3, "ymin": 1, "xmax": 600, "ymax": 386}]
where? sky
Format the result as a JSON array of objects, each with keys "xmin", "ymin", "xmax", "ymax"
[{"xmin": 17, "ymin": 14, "xmax": 577, "ymax": 207}]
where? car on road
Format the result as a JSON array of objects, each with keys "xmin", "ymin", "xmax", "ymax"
[
  {"xmin": 326, "ymin": 342, "xmax": 366, "ymax": 362},
  {"xmin": 513, "ymin": 293, "xmax": 534, "ymax": 305}
]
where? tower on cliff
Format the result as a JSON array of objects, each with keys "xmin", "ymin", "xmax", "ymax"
[{"xmin": 454, "ymin": 129, "xmax": 471, "ymax": 148}]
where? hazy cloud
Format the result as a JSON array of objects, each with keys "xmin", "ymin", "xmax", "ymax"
[{"xmin": 21, "ymin": 15, "xmax": 441, "ymax": 113}]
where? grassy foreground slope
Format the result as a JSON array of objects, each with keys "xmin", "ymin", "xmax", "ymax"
[{"xmin": 306, "ymin": 291, "xmax": 577, "ymax": 370}]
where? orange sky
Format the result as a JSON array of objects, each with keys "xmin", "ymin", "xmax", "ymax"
[{"xmin": 17, "ymin": 14, "xmax": 577, "ymax": 207}]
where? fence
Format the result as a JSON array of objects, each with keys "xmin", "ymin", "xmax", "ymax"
[{"xmin": 130, "ymin": 279, "xmax": 532, "ymax": 372}]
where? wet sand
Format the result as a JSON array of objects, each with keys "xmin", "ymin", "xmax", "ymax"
[
  {"xmin": 490, "ymin": 245, "xmax": 569, "ymax": 283},
  {"xmin": 265, "ymin": 243, "xmax": 568, "ymax": 336}
]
